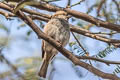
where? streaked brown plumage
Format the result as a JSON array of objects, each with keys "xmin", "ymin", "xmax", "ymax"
[{"xmin": 38, "ymin": 11, "xmax": 70, "ymax": 78}]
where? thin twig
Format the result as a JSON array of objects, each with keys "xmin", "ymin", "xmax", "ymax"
[
  {"xmin": 112, "ymin": 0, "xmax": 120, "ymax": 13},
  {"xmin": 76, "ymin": 56, "xmax": 120, "ymax": 65},
  {"xmin": 66, "ymin": 0, "xmax": 71, "ymax": 8},
  {"xmin": 69, "ymin": 0, "xmax": 85, "ymax": 8},
  {"xmin": 42, "ymin": 0, "xmax": 60, "ymax": 3},
  {"xmin": 71, "ymin": 32, "xmax": 88, "ymax": 54},
  {"xmin": 71, "ymin": 32, "xmax": 93, "ymax": 66},
  {"xmin": 1, "ymin": 2, "xmax": 120, "ymax": 32},
  {"xmin": 97, "ymin": 0, "xmax": 105, "ymax": 16},
  {"xmin": 91, "ymin": 32, "xmax": 117, "ymax": 35}
]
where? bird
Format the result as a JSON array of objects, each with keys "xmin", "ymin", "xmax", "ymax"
[{"xmin": 38, "ymin": 10, "xmax": 70, "ymax": 78}]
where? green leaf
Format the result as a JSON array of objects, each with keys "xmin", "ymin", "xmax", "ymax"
[
  {"xmin": 96, "ymin": 45, "xmax": 117, "ymax": 58},
  {"xmin": 69, "ymin": 41, "xmax": 76, "ymax": 47},
  {"xmin": 77, "ymin": 22, "xmax": 83, "ymax": 27},
  {"xmin": 27, "ymin": 30, "xmax": 32, "ymax": 36},
  {"xmin": 113, "ymin": 65, "xmax": 120, "ymax": 74}
]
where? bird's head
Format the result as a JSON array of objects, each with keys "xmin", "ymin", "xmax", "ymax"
[{"xmin": 52, "ymin": 11, "xmax": 70, "ymax": 20}]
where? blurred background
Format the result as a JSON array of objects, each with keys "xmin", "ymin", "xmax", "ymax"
[{"xmin": 0, "ymin": 0, "xmax": 120, "ymax": 80}]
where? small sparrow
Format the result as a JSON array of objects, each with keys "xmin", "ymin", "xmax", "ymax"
[{"xmin": 38, "ymin": 11, "xmax": 70, "ymax": 78}]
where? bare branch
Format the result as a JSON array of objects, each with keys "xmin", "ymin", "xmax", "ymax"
[
  {"xmin": 0, "ymin": 3, "xmax": 120, "ymax": 45},
  {"xmin": 1, "ymin": 2, "xmax": 120, "ymax": 32},
  {"xmin": 0, "ymin": 2, "xmax": 120, "ymax": 79},
  {"xmin": 66, "ymin": 0, "xmax": 71, "ymax": 8},
  {"xmin": 0, "ymin": 10, "xmax": 15, "ymax": 18},
  {"xmin": 76, "ymin": 56, "xmax": 120, "ymax": 65},
  {"xmin": 22, "ymin": 8, "xmax": 51, "ymax": 19},
  {"xmin": 91, "ymin": 32, "xmax": 117, "ymax": 35},
  {"xmin": 97, "ymin": 0, "xmax": 105, "ymax": 16},
  {"xmin": 31, "ymin": 1, "xmax": 120, "ymax": 32},
  {"xmin": 112, "ymin": 0, "xmax": 120, "ymax": 13},
  {"xmin": 16, "ymin": 10, "xmax": 120, "ymax": 80},
  {"xmin": 70, "ymin": 26, "xmax": 120, "ymax": 43},
  {"xmin": 68, "ymin": 0, "xmax": 85, "ymax": 8},
  {"xmin": 71, "ymin": 32, "xmax": 88, "ymax": 54}
]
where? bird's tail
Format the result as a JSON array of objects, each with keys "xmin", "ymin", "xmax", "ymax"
[{"xmin": 38, "ymin": 59, "xmax": 49, "ymax": 78}]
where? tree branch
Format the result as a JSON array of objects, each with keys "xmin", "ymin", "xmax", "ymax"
[
  {"xmin": 15, "ymin": 10, "xmax": 120, "ymax": 80},
  {"xmin": 71, "ymin": 32, "xmax": 88, "ymax": 54},
  {"xmin": 0, "ymin": 2, "xmax": 120, "ymax": 79},
  {"xmin": 31, "ymin": 1, "xmax": 120, "ymax": 32},
  {"xmin": 4, "ymin": 1, "xmax": 120, "ymax": 32},
  {"xmin": 70, "ymin": 26, "xmax": 120, "ymax": 43},
  {"xmin": 112, "ymin": 0, "xmax": 120, "ymax": 13},
  {"xmin": 68, "ymin": 0, "xmax": 85, "ymax": 8},
  {"xmin": 66, "ymin": 0, "xmax": 71, "ymax": 8},
  {"xmin": 0, "ymin": 2, "xmax": 120, "ymax": 44},
  {"xmin": 0, "ymin": 10, "xmax": 14, "ymax": 18},
  {"xmin": 76, "ymin": 56, "xmax": 120, "ymax": 65},
  {"xmin": 97, "ymin": 0, "xmax": 105, "ymax": 16}
]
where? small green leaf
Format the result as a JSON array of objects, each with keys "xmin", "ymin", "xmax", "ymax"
[
  {"xmin": 77, "ymin": 22, "xmax": 83, "ymax": 27},
  {"xmin": 96, "ymin": 45, "xmax": 117, "ymax": 58},
  {"xmin": 69, "ymin": 42, "xmax": 76, "ymax": 47},
  {"xmin": 27, "ymin": 30, "xmax": 32, "ymax": 36}
]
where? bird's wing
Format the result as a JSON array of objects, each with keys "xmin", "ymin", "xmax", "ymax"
[
  {"xmin": 42, "ymin": 19, "xmax": 59, "ymax": 59},
  {"xmin": 44, "ymin": 22, "xmax": 57, "ymax": 39}
]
